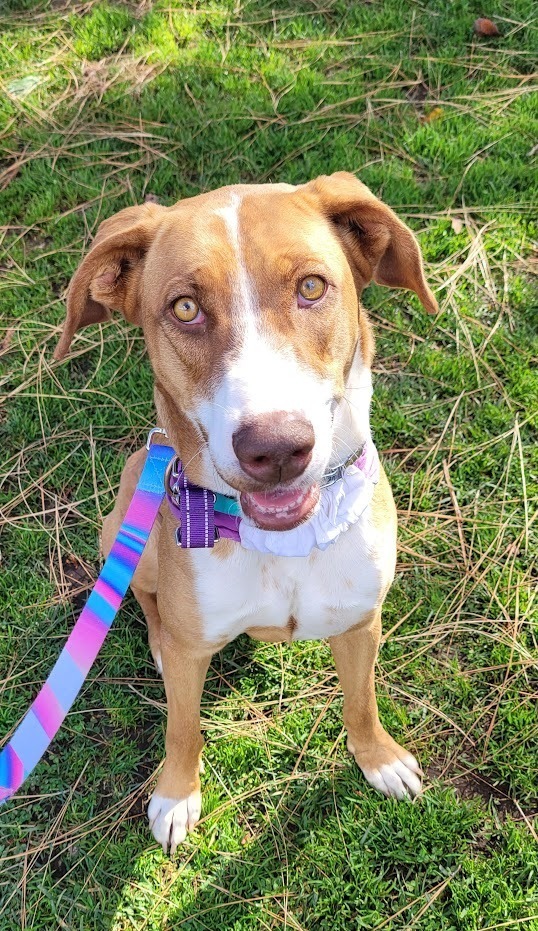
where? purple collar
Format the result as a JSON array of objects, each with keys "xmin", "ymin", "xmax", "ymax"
[
  {"xmin": 165, "ymin": 442, "xmax": 378, "ymax": 551},
  {"xmin": 165, "ymin": 457, "xmax": 241, "ymax": 547}
]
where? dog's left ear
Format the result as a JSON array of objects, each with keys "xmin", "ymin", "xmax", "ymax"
[{"xmin": 306, "ymin": 172, "xmax": 438, "ymax": 314}]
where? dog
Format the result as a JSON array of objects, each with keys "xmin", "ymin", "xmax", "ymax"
[{"xmin": 55, "ymin": 172, "xmax": 438, "ymax": 854}]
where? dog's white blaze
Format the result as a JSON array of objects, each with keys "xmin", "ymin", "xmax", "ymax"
[
  {"xmin": 209, "ymin": 319, "xmax": 334, "ymax": 477},
  {"xmin": 214, "ymin": 194, "xmax": 257, "ymax": 319},
  {"xmin": 196, "ymin": 193, "xmax": 335, "ymax": 485}
]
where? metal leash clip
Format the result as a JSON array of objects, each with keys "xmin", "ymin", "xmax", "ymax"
[
  {"xmin": 164, "ymin": 455, "xmax": 183, "ymax": 505},
  {"xmin": 146, "ymin": 426, "xmax": 168, "ymax": 450}
]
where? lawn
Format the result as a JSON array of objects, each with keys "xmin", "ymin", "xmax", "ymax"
[{"xmin": 0, "ymin": 0, "xmax": 537, "ymax": 928}]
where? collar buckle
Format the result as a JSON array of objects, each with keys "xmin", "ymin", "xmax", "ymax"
[{"xmin": 164, "ymin": 455, "xmax": 183, "ymax": 504}]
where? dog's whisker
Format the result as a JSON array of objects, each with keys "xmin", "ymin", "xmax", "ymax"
[
  {"xmin": 339, "ymin": 394, "xmax": 367, "ymax": 414},
  {"xmin": 179, "ymin": 443, "xmax": 207, "ymax": 473}
]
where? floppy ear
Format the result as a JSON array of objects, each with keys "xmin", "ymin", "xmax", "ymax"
[
  {"xmin": 54, "ymin": 202, "xmax": 167, "ymax": 360},
  {"xmin": 306, "ymin": 172, "xmax": 438, "ymax": 314}
]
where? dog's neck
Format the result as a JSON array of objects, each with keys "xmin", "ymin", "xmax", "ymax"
[{"xmin": 331, "ymin": 345, "xmax": 374, "ymax": 472}]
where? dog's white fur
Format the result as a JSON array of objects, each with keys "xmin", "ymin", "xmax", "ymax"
[{"xmin": 196, "ymin": 194, "xmax": 336, "ymax": 495}]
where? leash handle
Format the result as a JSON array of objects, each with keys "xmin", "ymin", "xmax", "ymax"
[{"xmin": 0, "ymin": 441, "xmax": 175, "ymax": 805}]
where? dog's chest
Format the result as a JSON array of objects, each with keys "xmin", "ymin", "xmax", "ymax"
[{"xmin": 190, "ymin": 512, "xmax": 395, "ymax": 643}]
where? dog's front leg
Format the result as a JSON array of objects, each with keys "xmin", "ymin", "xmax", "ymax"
[
  {"xmin": 148, "ymin": 626, "xmax": 212, "ymax": 854},
  {"xmin": 329, "ymin": 612, "xmax": 422, "ymax": 799}
]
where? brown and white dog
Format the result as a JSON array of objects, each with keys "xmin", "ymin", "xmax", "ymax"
[{"xmin": 55, "ymin": 172, "xmax": 437, "ymax": 854}]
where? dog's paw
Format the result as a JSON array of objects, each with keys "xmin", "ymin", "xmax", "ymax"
[
  {"xmin": 148, "ymin": 790, "xmax": 201, "ymax": 854},
  {"xmin": 360, "ymin": 753, "xmax": 422, "ymax": 799},
  {"xmin": 348, "ymin": 733, "xmax": 422, "ymax": 799}
]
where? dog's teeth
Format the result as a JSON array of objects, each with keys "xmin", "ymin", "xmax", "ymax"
[{"xmin": 255, "ymin": 488, "xmax": 308, "ymax": 516}]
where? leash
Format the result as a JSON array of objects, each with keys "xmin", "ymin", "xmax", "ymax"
[
  {"xmin": 0, "ymin": 433, "xmax": 174, "ymax": 805},
  {"xmin": 0, "ymin": 428, "xmax": 377, "ymax": 803}
]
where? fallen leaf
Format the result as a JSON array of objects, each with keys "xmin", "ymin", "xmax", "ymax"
[
  {"xmin": 451, "ymin": 217, "xmax": 464, "ymax": 234},
  {"xmin": 423, "ymin": 106, "xmax": 444, "ymax": 123},
  {"xmin": 474, "ymin": 17, "xmax": 500, "ymax": 37}
]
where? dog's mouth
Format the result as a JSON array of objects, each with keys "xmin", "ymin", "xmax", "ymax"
[{"xmin": 240, "ymin": 482, "xmax": 320, "ymax": 531}]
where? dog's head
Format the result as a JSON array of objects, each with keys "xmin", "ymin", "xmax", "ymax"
[{"xmin": 56, "ymin": 173, "xmax": 436, "ymax": 531}]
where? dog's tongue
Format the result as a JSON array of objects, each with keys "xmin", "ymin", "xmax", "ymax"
[{"xmin": 241, "ymin": 483, "xmax": 319, "ymax": 531}]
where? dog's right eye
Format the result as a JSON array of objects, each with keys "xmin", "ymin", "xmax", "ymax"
[
  {"xmin": 298, "ymin": 275, "xmax": 326, "ymax": 305},
  {"xmin": 172, "ymin": 297, "xmax": 204, "ymax": 325}
]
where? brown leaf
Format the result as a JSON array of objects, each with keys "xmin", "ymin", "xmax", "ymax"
[{"xmin": 474, "ymin": 17, "xmax": 500, "ymax": 37}]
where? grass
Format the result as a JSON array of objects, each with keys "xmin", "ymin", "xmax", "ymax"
[{"xmin": 0, "ymin": 0, "xmax": 537, "ymax": 927}]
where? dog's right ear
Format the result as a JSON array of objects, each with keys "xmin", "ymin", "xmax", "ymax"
[{"xmin": 54, "ymin": 202, "xmax": 167, "ymax": 360}]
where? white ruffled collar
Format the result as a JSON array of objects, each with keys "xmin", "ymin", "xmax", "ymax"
[{"xmin": 238, "ymin": 441, "xmax": 379, "ymax": 557}]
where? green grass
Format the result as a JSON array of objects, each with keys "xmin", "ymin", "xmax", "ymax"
[{"xmin": 0, "ymin": 0, "xmax": 537, "ymax": 928}]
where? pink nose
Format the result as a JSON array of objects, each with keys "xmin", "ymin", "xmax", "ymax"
[{"xmin": 232, "ymin": 413, "xmax": 315, "ymax": 484}]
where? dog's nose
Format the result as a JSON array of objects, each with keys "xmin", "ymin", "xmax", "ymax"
[{"xmin": 233, "ymin": 413, "xmax": 315, "ymax": 483}]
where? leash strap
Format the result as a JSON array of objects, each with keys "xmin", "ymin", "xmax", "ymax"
[{"xmin": 0, "ymin": 441, "xmax": 174, "ymax": 805}]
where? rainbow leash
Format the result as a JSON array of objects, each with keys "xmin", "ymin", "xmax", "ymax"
[{"xmin": 0, "ymin": 438, "xmax": 175, "ymax": 805}]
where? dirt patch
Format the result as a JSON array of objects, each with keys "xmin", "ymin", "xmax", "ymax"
[
  {"xmin": 24, "ymin": 232, "xmax": 53, "ymax": 253},
  {"xmin": 61, "ymin": 553, "xmax": 95, "ymax": 611},
  {"xmin": 406, "ymin": 79, "xmax": 430, "ymax": 109},
  {"xmin": 427, "ymin": 759, "xmax": 537, "ymax": 822}
]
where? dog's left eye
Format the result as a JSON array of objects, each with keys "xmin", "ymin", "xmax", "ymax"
[
  {"xmin": 298, "ymin": 275, "xmax": 326, "ymax": 304},
  {"xmin": 172, "ymin": 297, "xmax": 204, "ymax": 325}
]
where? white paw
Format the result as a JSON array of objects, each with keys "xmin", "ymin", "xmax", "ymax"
[
  {"xmin": 147, "ymin": 791, "xmax": 201, "ymax": 854},
  {"xmin": 361, "ymin": 753, "xmax": 422, "ymax": 799}
]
